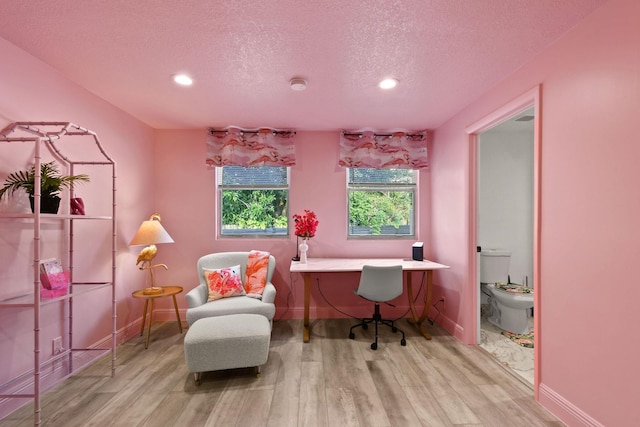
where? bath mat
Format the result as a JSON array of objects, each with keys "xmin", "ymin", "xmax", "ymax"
[{"xmin": 501, "ymin": 331, "xmax": 534, "ymax": 348}]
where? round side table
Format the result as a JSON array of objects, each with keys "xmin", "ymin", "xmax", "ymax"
[{"xmin": 132, "ymin": 285, "xmax": 183, "ymax": 349}]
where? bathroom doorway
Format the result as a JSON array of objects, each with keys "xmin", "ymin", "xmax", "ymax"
[
  {"xmin": 477, "ymin": 108, "xmax": 534, "ymax": 385},
  {"xmin": 466, "ymin": 86, "xmax": 541, "ymax": 393}
]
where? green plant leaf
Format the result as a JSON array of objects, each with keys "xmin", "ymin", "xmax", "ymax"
[{"xmin": 0, "ymin": 161, "xmax": 89, "ymax": 201}]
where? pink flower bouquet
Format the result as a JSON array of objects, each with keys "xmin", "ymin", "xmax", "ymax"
[{"xmin": 293, "ymin": 210, "xmax": 318, "ymax": 238}]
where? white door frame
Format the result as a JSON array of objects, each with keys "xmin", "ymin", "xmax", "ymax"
[{"xmin": 465, "ymin": 85, "xmax": 542, "ymax": 396}]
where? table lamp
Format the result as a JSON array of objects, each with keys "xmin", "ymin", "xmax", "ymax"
[{"xmin": 129, "ymin": 213, "xmax": 174, "ymax": 295}]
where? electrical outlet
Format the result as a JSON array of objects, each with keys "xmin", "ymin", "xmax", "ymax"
[{"xmin": 52, "ymin": 337, "xmax": 63, "ymax": 355}]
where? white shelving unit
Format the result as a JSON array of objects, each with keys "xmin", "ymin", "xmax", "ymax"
[{"xmin": 0, "ymin": 122, "xmax": 117, "ymax": 426}]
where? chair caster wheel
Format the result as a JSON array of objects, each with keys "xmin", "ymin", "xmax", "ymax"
[
  {"xmin": 349, "ymin": 333, "xmax": 355, "ymax": 340},
  {"xmin": 371, "ymin": 343, "xmax": 377, "ymax": 350},
  {"xmin": 362, "ymin": 323, "xmax": 368, "ymax": 330},
  {"xmin": 392, "ymin": 326, "xmax": 398, "ymax": 333},
  {"xmin": 401, "ymin": 339, "xmax": 406, "ymax": 346}
]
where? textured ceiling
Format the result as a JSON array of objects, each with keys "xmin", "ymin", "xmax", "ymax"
[{"xmin": 0, "ymin": 0, "xmax": 607, "ymax": 131}]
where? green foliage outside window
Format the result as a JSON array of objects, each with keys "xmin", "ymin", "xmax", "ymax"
[
  {"xmin": 349, "ymin": 190, "xmax": 413, "ymax": 234},
  {"xmin": 218, "ymin": 166, "xmax": 288, "ymax": 235},
  {"xmin": 218, "ymin": 166, "xmax": 415, "ymax": 236},
  {"xmin": 347, "ymin": 168, "xmax": 416, "ymax": 236},
  {"xmin": 221, "ymin": 189, "xmax": 288, "ymax": 230}
]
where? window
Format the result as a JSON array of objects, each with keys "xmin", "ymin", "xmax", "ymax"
[
  {"xmin": 347, "ymin": 168, "xmax": 416, "ymax": 237},
  {"xmin": 217, "ymin": 166, "xmax": 289, "ymax": 236}
]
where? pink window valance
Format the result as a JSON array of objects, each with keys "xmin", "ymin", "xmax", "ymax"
[
  {"xmin": 206, "ymin": 127, "xmax": 296, "ymax": 167},
  {"xmin": 339, "ymin": 130, "xmax": 428, "ymax": 169}
]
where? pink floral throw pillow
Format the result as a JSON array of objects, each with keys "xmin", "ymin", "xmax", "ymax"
[
  {"xmin": 203, "ymin": 265, "xmax": 245, "ymax": 302},
  {"xmin": 245, "ymin": 250, "xmax": 270, "ymax": 298}
]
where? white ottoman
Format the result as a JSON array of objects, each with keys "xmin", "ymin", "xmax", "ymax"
[{"xmin": 184, "ymin": 313, "xmax": 271, "ymax": 385}]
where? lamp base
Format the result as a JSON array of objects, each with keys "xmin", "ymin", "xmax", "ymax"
[{"xmin": 142, "ymin": 286, "xmax": 163, "ymax": 295}]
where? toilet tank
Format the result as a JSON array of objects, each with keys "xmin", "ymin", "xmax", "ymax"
[{"xmin": 480, "ymin": 249, "xmax": 511, "ymax": 284}]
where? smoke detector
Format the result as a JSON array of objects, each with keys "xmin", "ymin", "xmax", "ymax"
[{"xmin": 290, "ymin": 78, "xmax": 307, "ymax": 91}]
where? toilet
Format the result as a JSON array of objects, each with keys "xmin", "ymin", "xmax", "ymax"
[{"xmin": 480, "ymin": 249, "xmax": 534, "ymax": 335}]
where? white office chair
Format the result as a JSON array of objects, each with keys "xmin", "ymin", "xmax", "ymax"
[{"xmin": 348, "ymin": 265, "xmax": 407, "ymax": 350}]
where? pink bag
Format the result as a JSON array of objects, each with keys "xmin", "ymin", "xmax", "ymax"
[{"xmin": 70, "ymin": 197, "xmax": 85, "ymax": 215}]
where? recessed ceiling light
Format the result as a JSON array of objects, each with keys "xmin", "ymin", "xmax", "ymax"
[
  {"xmin": 173, "ymin": 74, "xmax": 193, "ymax": 86},
  {"xmin": 290, "ymin": 77, "xmax": 307, "ymax": 91},
  {"xmin": 378, "ymin": 78, "xmax": 399, "ymax": 89}
]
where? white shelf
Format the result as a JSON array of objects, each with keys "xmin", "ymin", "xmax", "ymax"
[
  {"xmin": 0, "ymin": 121, "xmax": 117, "ymax": 426},
  {"xmin": 0, "ymin": 282, "xmax": 113, "ymax": 307},
  {"xmin": 0, "ymin": 213, "xmax": 111, "ymax": 220}
]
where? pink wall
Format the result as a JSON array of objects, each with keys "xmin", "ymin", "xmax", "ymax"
[
  {"xmin": 0, "ymin": 35, "xmax": 436, "ymax": 418},
  {"xmin": 3, "ymin": 0, "xmax": 639, "ymax": 424},
  {"xmin": 431, "ymin": 0, "xmax": 640, "ymax": 425},
  {"xmin": 153, "ymin": 130, "xmax": 433, "ymax": 320},
  {"xmin": 0, "ymin": 36, "xmax": 156, "ymax": 404}
]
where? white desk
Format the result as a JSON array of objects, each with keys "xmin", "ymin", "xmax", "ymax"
[{"xmin": 289, "ymin": 258, "xmax": 450, "ymax": 342}]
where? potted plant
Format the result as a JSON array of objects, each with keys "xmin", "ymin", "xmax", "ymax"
[{"xmin": 0, "ymin": 161, "xmax": 89, "ymax": 213}]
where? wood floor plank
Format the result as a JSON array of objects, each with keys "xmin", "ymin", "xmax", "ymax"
[
  {"xmin": 138, "ymin": 391, "xmax": 190, "ymax": 427},
  {"xmin": 478, "ymin": 384, "xmax": 537, "ymax": 418},
  {"xmin": 351, "ymin": 384, "xmax": 392, "ymax": 427},
  {"xmin": 325, "ymin": 387, "xmax": 360, "ymax": 427},
  {"xmin": 0, "ymin": 373, "xmax": 112, "ymax": 427},
  {"xmin": 403, "ymin": 351, "xmax": 481, "ymax": 425},
  {"xmin": 402, "ymin": 385, "xmax": 455, "ymax": 427},
  {"xmin": 430, "ymin": 357, "xmax": 477, "ymax": 388},
  {"xmin": 204, "ymin": 386, "xmax": 247, "ymax": 426},
  {"xmin": 453, "ymin": 384, "xmax": 524, "ymax": 427},
  {"xmin": 171, "ymin": 390, "xmax": 224, "ymax": 426},
  {"xmin": 507, "ymin": 394, "xmax": 564, "ymax": 425},
  {"xmin": 266, "ymin": 339, "xmax": 302, "ymax": 427},
  {"xmin": 322, "ymin": 332, "xmax": 392, "ymax": 426},
  {"xmin": 382, "ymin": 343, "xmax": 427, "ymax": 388},
  {"xmin": 81, "ymin": 345, "xmax": 187, "ymax": 425},
  {"xmin": 367, "ymin": 360, "xmax": 422, "ymax": 427},
  {"xmin": 1, "ymin": 320, "xmax": 563, "ymax": 427},
  {"xmin": 442, "ymin": 343, "xmax": 495, "ymax": 386},
  {"xmin": 236, "ymin": 389, "xmax": 273, "ymax": 427},
  {"xmin": 298, "ymin": 361, "xmax": 328, "ymax": 427},
  {"xmin": 100, "ymin": 361, "xmax": 188, "ymax": 426}
]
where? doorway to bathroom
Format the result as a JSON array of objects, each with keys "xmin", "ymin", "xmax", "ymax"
[
  {"xmin": 477, "ymin": 108, "xmax": 534, "ymax": 385},
  {"xmin": 466, "ymin": 86, "xmax": 541, "ymax": 392}
]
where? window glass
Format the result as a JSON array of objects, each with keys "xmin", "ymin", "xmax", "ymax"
[
  {"xmin": 347, "ymin": 168, "xmax": 416, "ymax": 237},
  {"xmin": 218, "ymin": 166, "xmax": 288, "ymax": 236}
]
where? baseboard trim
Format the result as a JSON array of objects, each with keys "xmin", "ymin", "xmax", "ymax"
[
  {"xmin": 273, "ymin": 305, "xmax": 441, "ymax": 321},
  {"xmin": 145, "ymin": 308, "xmax": 187, "ymax": 325},
  {"xmin": 432, "ymin": 312, "xmax": 463, "ymax": 340},
  {"xmin": 538, "ymin": 383, "xmax": 604, "ymax": 427}
]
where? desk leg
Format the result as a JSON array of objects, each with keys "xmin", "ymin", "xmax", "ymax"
[
  {"xmin": 140, "ymin": 299, "xmax": 149, "ymax": 336},
  {"xmin": 172, "ymin": 294, "xmax": 183, "ymax": 333},
  {"xmin": 145, "ymin": 299, "xmax": 154, "ymax": 349},
  {"xmin": 303, "ymin": 272, "xmax": 311, "ymax": 343},
  {"xmin": 406, "ymin": 270, "xmax": 433, "ymax": 340}
]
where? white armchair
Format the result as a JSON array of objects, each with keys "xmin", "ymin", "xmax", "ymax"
[{"xmin": 185, "ymin": 252, "xmax": 277, "ymax": 327}]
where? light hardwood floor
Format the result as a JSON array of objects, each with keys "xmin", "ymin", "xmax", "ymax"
[{"xmin": 1, "ymin": 319, "xmax": 563, "ymax": 427}]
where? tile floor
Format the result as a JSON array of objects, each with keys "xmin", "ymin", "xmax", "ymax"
[{"xmin": 479, "ymin": 305, "xmax": 534, "ymax": 386}]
